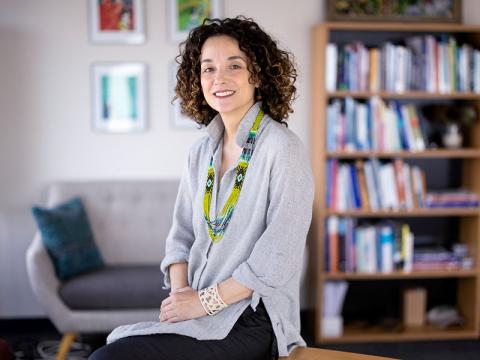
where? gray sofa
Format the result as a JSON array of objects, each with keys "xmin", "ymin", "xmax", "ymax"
[
  {"xmin": 26, "ymin": 179, "xmax": 309, "ymax": 359},
  {"xmin": 26, "ymin": 180, "xmax": 179, "ymax": 358}
]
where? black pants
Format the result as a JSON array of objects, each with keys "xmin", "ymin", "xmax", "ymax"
[{"xmin": 89, "ymin": 301, "xmax": 278, "ymax": 360}]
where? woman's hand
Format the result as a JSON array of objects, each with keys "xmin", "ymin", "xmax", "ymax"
[{"xmin": 159, "ymin": 286, "xmax": 207, "ymax": 323}]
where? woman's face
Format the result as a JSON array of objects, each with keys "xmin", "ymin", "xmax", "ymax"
[{"xmin": 200, "ymin": 35, "xmax": 256, "ymax": 122}]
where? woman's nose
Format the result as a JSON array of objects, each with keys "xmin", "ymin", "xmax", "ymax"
[{"xmin": 213, "ymin": 68, "xmax": 227, "ymax": 85}]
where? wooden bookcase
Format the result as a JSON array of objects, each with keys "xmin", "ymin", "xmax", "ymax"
[{"xmin": 310, "ymin": 22, "xmax": 480, "ymax": 343}]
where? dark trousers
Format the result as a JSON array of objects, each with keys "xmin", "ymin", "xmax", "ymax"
[{"xmin": 89, "ymin": 301, "xmax": 278, "ymax": 360}]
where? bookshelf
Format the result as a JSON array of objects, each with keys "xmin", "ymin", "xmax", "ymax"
[{"xmin": 311, "ymin": 22, "xmax": 480, "ymax": 344}]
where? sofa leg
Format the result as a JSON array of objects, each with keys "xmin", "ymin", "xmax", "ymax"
[{"xmin": 56, "ymin": 332, "xmax": 76, "ymax": 360}]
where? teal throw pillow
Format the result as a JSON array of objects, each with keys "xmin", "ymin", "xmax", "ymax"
[{"xmin": 32, "ymin": 197, "xmax": 104, "ymax": 281}]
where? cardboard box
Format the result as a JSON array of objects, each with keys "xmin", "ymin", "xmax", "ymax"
[{"xmin": 403, "ymin": 287, "xmax": 427, "ymax": 327}]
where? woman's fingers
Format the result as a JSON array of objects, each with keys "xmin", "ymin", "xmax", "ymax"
[
  {"xmin": 160, "ymin": 296, "xmax": 172, "ymax": 310},
  {"xmin": 159, "ymin": 307, "xmax": 176, "ymax": 322},
  {"xmin": 165, "ymin": 316, "xmax": 181, "ymax": 323},
  {"xmin": 161, "ymin": 303, "xmax": 175, "ymax": 314}
]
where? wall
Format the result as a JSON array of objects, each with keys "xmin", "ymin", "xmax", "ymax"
[{"xmin": 0, "ymin": 0, "xmax": 322, "ymax": 317}]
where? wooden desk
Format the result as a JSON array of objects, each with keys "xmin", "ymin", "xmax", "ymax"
[{"xmin": 283, "ymin": 347, "xmax": 395, "ymax": 360}]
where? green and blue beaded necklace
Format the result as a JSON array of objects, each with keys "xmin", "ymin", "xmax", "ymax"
[{"xmin": 203, "ymin": 109, "xmax": 264, "ymax": 243}]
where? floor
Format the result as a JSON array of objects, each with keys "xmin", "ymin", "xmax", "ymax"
[{"xmin": 1, "ymin": 318, "xmax": 480, "ymax": 359}]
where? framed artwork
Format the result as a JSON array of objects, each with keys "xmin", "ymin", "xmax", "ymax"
[
  {"xmin": 388, "ymin": 0, "xmax": 461, "ymax": 23},
  {"xmin": 168, "ymin": 0, "xmax": 222, "ymax": 43},
  {"xmin": 89, "ymin": 0, "xmax": 146, "ymax": 44},
  {"xmin": 91, "ymin": 62, "xmax": 148, "ymax": 133},
  {"xmin": 326, "ymin": 0, "xmax": 386, "ymax": 21},
  {"xmin": 169, "ymin": 62, "xmax": 198, "ymax": 129},
  {"xmin": 326, "ymin": 0, "xmax": 461, "ymax": 23}
]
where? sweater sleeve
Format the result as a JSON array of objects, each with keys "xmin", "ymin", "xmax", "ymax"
[
  {"xmin": 160, "ymin": 152, "xmax": 195, "ymax": 289},
  {"xmin": 232, "ymin": 136, "xmax": 314, "ymax": 299}
]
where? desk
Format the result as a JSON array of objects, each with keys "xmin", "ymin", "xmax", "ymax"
[{"xmin": 283, "ymin": 347, "xmax": 395, "ymax": 360}]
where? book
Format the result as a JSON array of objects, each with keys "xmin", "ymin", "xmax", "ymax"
[
  {"xmin": 380, "ymin": 226, "xmax": 394, "ymax": 273},
  {"xmin": 369, "ymin": 48, "xmax": 380, "ymax": 91},
  {"xmin": 355, "ymin": 160, "xmax": 370, "ymax": 210},
  {"xmin": 327, "ymin": 216, "xmax": 339, "ymax": 273},
  {"xmin": 402, "ymin": 224, "xmax": 414, "ymax": 272},
  {"xmin": 326, "ymin": 43, "xmax": 338, "ymax": 92}
]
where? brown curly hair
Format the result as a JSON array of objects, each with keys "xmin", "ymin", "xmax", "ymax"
[{"xmin": 175, "ymin": 16, "xmax": 297, "ymax": 125}]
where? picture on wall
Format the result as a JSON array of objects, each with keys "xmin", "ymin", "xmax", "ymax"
[
  {"xmin": 327, "ymin": 0, "xmax": 386, "ymax": 20},
  {"xmin": 389, "ymin": 0, "xmax": 461, "ymax": 22},
  {"xmin": 168, "ymin": 0, "xmax": 222, "ymax": 43},
  {"xmin": 91, "ymin": 63, "xmax": 147, "ymax": 133},
  {"xmin": 169, "ymin": 62, "xmax": 199, "ymax": 129},
  {"xmin": 326, "ymin": 0, "xmax": 461, "ymax": 22},
  {"xmin": 89, "ymin": 0, "xmax": 146, "ymax": 44}
]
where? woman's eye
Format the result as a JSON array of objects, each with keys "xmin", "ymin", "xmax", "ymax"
[
  {"xmin": 202, "ymin": 67, "xmax": 214, "ymax": 73},
  {"xmin": 231, "ymin": 64, "xmax": 241, "ymax": 69}
]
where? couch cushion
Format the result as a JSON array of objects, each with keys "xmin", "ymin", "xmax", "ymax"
[
  {"xmin": 59, "ymin": 265, "xmax": 169, "ymax": 310},
  {"xmin": 32, "ymin": 197, "xmax": 104, "ymax": 281}
]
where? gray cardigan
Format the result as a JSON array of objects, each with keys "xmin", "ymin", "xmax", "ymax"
[{"xmin": 106, "ymin": 102, "xmax": 314, "ymax": 357}]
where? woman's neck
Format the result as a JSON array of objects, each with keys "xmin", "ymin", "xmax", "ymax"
[
  {"xmin": 220, "ymin": 102, "xmax": 255, "ymax": 146},
  {"xmin": 222, "ymin": 118, "xmax": 240, "ymax": 146}
]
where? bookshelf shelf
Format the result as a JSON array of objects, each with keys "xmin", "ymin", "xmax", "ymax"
[
  {"xmin": 324, "ymin": 22, "xmax": 480, "ymax": 33},
  {"xmin": 325, "ymin": 208, "xmax": 480, "ymax": 217},
  {"xmin": 311, "ymin": 22, "xmax": 480, "ymax": 344},
  {"xmin": 327, "ymin": 149, "xmax": 480, "ymax": 159},
  {"xmin": 327, "ymin": 91, "xmax": 480, "ymax": 100},
  {"xmin": 322, "ymin": 269, "xmax": 478, "ymax": 280},
  {"xmin": 321, "ymin": 324, "xmax": 478, "ymax": 344}
]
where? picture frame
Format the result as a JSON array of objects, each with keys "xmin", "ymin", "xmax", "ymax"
[
  {"xmin": 388, "ymin": 0, "xmax": 461, "ymax": 23},
  {"xmin": 326, "ymin": 0, "xmax": 387, "ymax": 21},
  {"xmin": 168, "ymin": 0, "xmax": 222, "ymax": 43},
  {"xmin": 326, "ymin": 0, "xmax": 461, "ymax": 23},
  {"xmin": 88, "ymin": 0, "xmax": 146, "ymax": 44},
  {"xmin": 169, "ymin": 62, "xmax": 199, "ymax": 130},
  {"xmin": 91, "ymin": 62, "xmax": 148, "ymax": 133}
]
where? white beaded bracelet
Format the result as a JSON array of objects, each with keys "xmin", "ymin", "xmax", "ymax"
[{"xmin": 198, "ymin": 284, "xmax": 229, "ymax": 316}]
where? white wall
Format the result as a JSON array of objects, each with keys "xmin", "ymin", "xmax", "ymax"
[
  {"xmin": 0, "ymin": 0, "xmax": 478, "ymax": 318},
  {"xmin": 0, "ymin": 0, "xmax": 323, "ymax": 317}
]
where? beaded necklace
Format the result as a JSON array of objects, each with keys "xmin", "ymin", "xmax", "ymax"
[{"xmin": 203, "ymin": 109, "xmax": 264, "ymax": 242}]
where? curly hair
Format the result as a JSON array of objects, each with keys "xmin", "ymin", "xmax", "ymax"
[{"xmin": 175, "ymin": 16, "xmax": 297, "ymax": 125}]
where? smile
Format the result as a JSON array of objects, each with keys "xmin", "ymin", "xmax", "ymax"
[{"xmin": 213, "ymin": 90, "xmax": 235, "ymax": 98}]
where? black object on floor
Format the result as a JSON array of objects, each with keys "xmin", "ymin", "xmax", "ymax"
[{"xmin": 0, "ymin": 337, "xmax": 13, "ymax": 360}]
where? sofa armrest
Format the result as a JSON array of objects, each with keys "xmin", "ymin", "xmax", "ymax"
[{"xmin": 25, "ymin": 232, "xmax": 72, "ymax": 332}]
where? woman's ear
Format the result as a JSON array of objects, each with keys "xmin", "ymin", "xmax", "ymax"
[{"xmin": 255, "ymin": 87, "xmax": 262, "ymax": 101}]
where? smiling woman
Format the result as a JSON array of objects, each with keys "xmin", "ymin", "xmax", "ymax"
[
  {"xmin": 200, "ymin": 36, "xmax": 257, "ymax": 126},
  {"xmin": 89, "ymin": 16, "xmax": 313, "ymax": 360},
  {"xmin": 175, "ymin": 16, "xmax": 297, "ymax": 125}
]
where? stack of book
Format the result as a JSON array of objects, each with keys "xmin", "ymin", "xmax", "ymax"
[
  {"xmin": 326, "ymin": 159, "xmax": 427, "ymax": 211},
  {"xmin": 413, "ymin": 245, "xmax": 474, "ymax": 271},
  {"xmin": 325, "ymin": 217, "xmax": 414, "ymax": 273},
  {"xmin": 326, "ymin": 97, "xmax": 426, "ymax": 152},
  {"xmin": 325, "ymin": 36, "xmax": 480, "ymax": 93},
  {"xmin": 424, "ymin": 190, "xmax": 480, "ymax": 208}
]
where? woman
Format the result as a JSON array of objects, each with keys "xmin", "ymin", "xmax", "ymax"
[{"xmin": 90, "ymin": 16, "xmax": 314, "ymax": 360}]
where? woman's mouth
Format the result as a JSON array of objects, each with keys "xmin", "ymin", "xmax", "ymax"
[{"xmin": 213, "ymin": 90, "xmax": 235, "ymax": 98}]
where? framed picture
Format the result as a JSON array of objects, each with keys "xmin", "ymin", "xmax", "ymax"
[
  {"xmin": 168, "ymin": 0, "xmax": 222, "ymax": 43},
  {"xmin": 326, "ymin": 0, "xmax": 387, "ymax": 21},
  {"xmin": 388, "ymin": 0, "xmax": 461, "ymax": 23},
  {"xmin": 169, "ymin": 62, "xmax": 199, "ymax": 129},
  {"xmin": 89, "ymin": 0, "xmax": 146, "ymax": 44},
  {"xmin": 326, "ymin": 0, "xmax": 461, "ymax": 23},
  {"xmin": 91, "ymin": 62, "xmax": 147, "ymax": 133}
]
